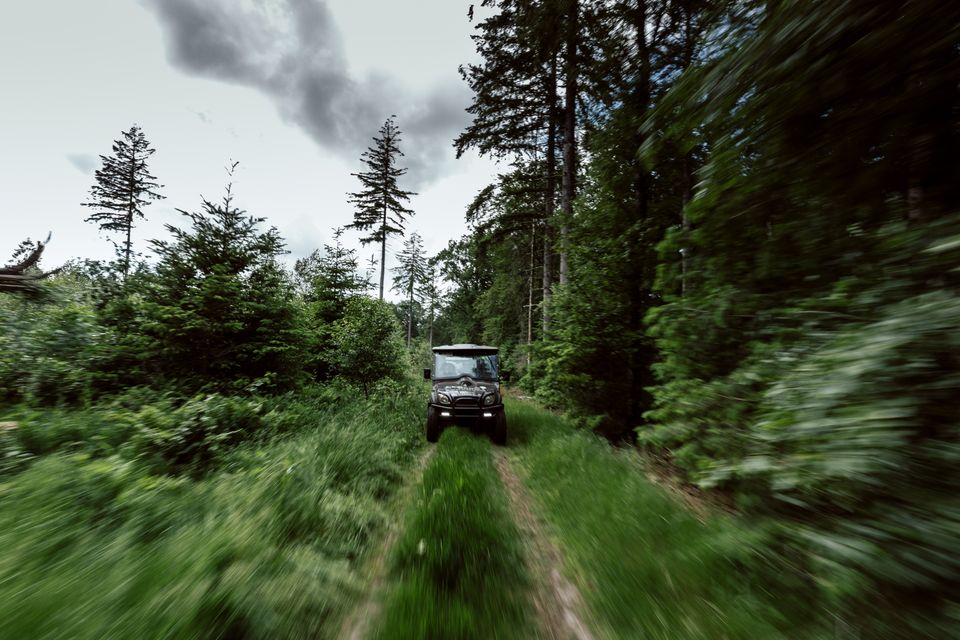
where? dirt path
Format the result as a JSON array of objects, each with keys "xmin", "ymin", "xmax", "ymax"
[
  {"xmin": 339, "ymin": 446, "xmax": 435, "ymax": 640},
  {"xmin": 493, "ymin": 449, "xmax": 596, "ymax": 640}
]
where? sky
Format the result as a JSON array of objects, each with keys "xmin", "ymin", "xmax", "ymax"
[{"xmin": 1, "ymin": 0, "xmax": 498, "ymax": 297}]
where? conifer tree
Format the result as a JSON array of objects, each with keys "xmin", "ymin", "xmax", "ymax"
[
  {"xmin": 458, "ymin": 0, "xmax": 579, "ymax": 330},
  {"xmin": 347, "ymin": 116, "xmax": 416, "ymax": 300},
  {"xmin": 144, "ymin": 164, "xmax": 299, "ymax": 390},
  {"xmin": 82, "ymin": 124, "xmax": 164, "ymax": 280},
  {"xmin": 294, "ymin": 227, "xmax": 366, "ymax": 313},
  {"xmin": 391, "ymin": 232, "xmax": 427, "ymax": 348}
]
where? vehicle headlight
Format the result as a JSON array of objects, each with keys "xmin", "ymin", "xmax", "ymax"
[
  {"xmin": 438, "ymin": 393, "xmax": 451, "ymax": 405},
  {"xmin": 483, "ymin": 393, "xmax": 497, "ymax": 406}
]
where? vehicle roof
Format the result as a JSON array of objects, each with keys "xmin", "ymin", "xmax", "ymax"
[{"xmin": 432, "ymin": 343, "xmax": 499, "ymax": 353}]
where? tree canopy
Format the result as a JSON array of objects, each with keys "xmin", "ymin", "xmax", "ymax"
[
  {"xmin": 347, "ymin": 116, "xmax": 416, "ymax": 300},
  {"xmin": 82, "ymin": 125, "xmax": 164, "ymax": 280}
]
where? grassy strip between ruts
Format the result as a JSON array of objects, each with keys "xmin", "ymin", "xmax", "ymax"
[
  {"xmin": 374, "ymin": 428, "xmax": 534, "ymax": 640},
  {"xmin": 0, "ymin": 387, "xmax": 423, "ymax": 640},
  {"xmin": 507, "ymin": 399, "xmax": 823, "ymax": 640}
]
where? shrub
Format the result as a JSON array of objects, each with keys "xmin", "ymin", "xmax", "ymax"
[
  {"xmin": 329, "ymin": 297, "xmax": 406, "ymax": 397},
  {"xmin": 714, "ymin": 291, "xmax": 960, "ymax": 637},
  {"xmin": 130, "ymin": 394, "xmax": 265, "ymax": 475},
  {"xmin": 0, "ymin": 386, "xmax": 424, "ymax": 640},
  {"xmin": 0, "ymin": 278, "xmax": 102, "ymax": 406}
]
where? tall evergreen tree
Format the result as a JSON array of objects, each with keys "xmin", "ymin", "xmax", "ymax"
[
  {"xmin": 294, "ymin": 227, "xmax": 366, "ymax": 313},
  {"xmin": 144, "ymin": 166, "xmax": 300, "ymax": 390},
  {"xmin": 347, "ymin": 116, "xmax": 416, "ymax": 300},
  {"xmin": 391, "ymin": 231, "xmax": 428, "ymax": 348},
  {"xmin": 82, "ymin": 124, "xmax": 164, "ymax": 280},
  {"xmin": 458, "ymin": 0, "xmax": 563, "ymax": 333}
]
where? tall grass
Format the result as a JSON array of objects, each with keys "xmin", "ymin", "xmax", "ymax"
[
  {"xmin": 375, "ymin": 429, "xmax": 533, "ymax": 640},
  {"xmin": 507, "ymin": 400, "xmax": 821, "ymax": 640},
  {"xmin": 0, "ymin": 386, "xmax": 423, "ymax": 640}
]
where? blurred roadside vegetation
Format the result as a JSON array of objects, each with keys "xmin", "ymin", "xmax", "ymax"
[
  {"xmin": 2, "ymin": 1, "xmax": 957, "ymax": 636},
  {"xmin": 0, "ymin": 385, "xmax": 423, "ymax": 639},
  {"xmin": 0, "ymin": 178, "xmax": 423, "ymax": 637},
  {"xmin": 441, "ymin": 1, "xmax": 960, "ymax": 636}
]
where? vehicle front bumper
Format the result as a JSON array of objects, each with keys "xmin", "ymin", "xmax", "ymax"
[{"xmin": 429, "ymin": 402, "xmax": 503, "ymax": 422}]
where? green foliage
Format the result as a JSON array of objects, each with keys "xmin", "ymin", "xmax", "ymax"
[
  {"xmin": 347, "ymin": 116, "xmax": 416, "ymax": 300},
  {"xmin": 143, "ymin": 182, "xmax": 304, "ymax": 392},
  {"xmin": 294, "ymin": 227, "xmax": 368, "ymax": 316},
  {"xmin": 632, "ymin": 0, "xmax": 960, "ymax": 630},
  {"xmin": 2, "ymin": 392, "xmax": 267, "ymax": 478},
  {"xmin": 329, "ymin": 297, "xmax": 407, "ymax": 397},
  {"xmin": 0, "ymin": 276, "xmax": 103, "ymax": 405},
  {"xmin": 129, "ymin": 394, "xmax": 266, "ymax": 476},
  {"xmin": 81, "ymin": 124, "xmax": 164, "ymax": 277},
  {"xmin": 700, "ymin": 291, "xmax": 960, "ymax": 637},
  {"xmin": 392, "ymin": 231, "xmax": 428, "ymax": 348},
  {"xmin": 294, "ymin": 228, "xmax": 368, "ymax": 382},
  {"xmin": 534, "ymin": 170, "xmax": 661, "ymax": 437},
  {"xmin": 508, "ymin": 399, "xmax": 814, "ymax": 639},
  {"xmin": 376, "ymin": 429, "xmax": 532, "ymax": 640},
  {"xmin": 0, "ymin": 386, "xmax": 424, "ymax": 639}
]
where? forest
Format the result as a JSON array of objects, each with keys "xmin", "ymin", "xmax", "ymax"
[{"xmin": 2, "ymin": 0, "xmax": 959, "ymax": 638}]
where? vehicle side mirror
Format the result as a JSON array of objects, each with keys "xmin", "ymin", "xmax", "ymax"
[
  {"xmin": 423, "ymin": 368, "xmax": 431, "ymax": 381},
  {"xmin": 501, "ymin": 371, "xmax": 511, "ymax": 382}
]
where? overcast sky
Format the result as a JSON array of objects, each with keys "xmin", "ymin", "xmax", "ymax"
[{"xmin": 1, "ymin": 0, "xmax": 497, "ymax": 297}]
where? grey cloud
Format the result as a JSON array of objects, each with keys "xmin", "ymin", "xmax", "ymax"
[
  {"xmin": 67, "ymin": 153, "xmax": 97, "ymax": 174},
  {"xmin": 142, "ymin": 0, "xmax": 470, "ymax": 188}
]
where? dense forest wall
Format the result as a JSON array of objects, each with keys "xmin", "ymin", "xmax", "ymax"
[{"xmin": 440, "ymin": 1, "xmax": 960, "ymax": 634}]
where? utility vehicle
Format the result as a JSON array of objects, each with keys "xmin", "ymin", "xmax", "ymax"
[{"xmin": 423, "ymin": 344, "xmax": 507, "ymax": 445}]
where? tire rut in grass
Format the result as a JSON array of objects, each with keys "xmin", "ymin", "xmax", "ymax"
[
  {"xmin": 493, "ymin": 449, "xmax": 596, "ymax": 640},
  {"xmin": 340, "ymin": 446, "xmax": 435, "ymax": 640},
  {"xmin": 372, "ymin": 430, "xmax": 534, "ymax": 639}
]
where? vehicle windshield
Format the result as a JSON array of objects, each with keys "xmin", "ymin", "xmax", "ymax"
[{"xmin": 433, "ymin": 353, "xmax": 498, "ymax": 380}]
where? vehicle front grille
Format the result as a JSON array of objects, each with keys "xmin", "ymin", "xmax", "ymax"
[{"xmin": 455, "ymin": 397, "xmax": 479, "ymax": 407}]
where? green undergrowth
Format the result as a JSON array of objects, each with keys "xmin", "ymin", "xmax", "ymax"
[
  {"xmin": 375, "ymin": 428, "xmax": 533, "ymax": 640},
  {"xmin": 0, "ymin": 384, "xmax": 423, "ymax": 640},
  {"xmin": 507, "ymin": 399, "xmax": 822, "ymax": 640}
]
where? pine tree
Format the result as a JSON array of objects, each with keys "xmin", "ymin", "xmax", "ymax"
[
  {"xmin": 82, "ymin": 125, "xmax": 164, "ymax": 280},
  {"xmin": 144, "ymin": 165, "xmax": 299, "ymax": 390},
  {"xmin": 458, "ymin": 0, "xmax": 576, "ymax": 332},
  {"xmin": 294, "ymin": 227, "xmax": 366, "ymax": 314},
  {"xmin": 346, "ymin": 116, "xmax": 416, "ymax": 300},
  {"xmin": 391, "ymin": 232, "xmax": 427, "ymax": 348}
]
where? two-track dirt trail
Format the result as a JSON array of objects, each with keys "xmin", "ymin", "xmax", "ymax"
[
  {"xmin": 493, "ymin": 449, "xmax": 596, "ymax": 640},
  {"xmin": 339, "ymin": 446, "xmax": 436, "ymax": 640},
  {"xmin": 340, "ymin": 429, "xmax": 597, "ymax": 640}
]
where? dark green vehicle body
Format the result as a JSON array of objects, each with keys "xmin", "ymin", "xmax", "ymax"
[{"xmin": 423, "ymin": 344, "xmax": 507, "ymax": 444}]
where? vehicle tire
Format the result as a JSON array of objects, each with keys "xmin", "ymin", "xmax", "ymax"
[
  {"xmin": 492, "ymin": 410, "xmax": 507, "ymax": 446},
  {"xmin": 426, "ymin": 406, "xmax": 441, "ymax": 443}
]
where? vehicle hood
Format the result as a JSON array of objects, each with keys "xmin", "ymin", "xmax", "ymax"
[{"xmin": 433, "ymin": 379, "xmax": 499, "ymax": 398}]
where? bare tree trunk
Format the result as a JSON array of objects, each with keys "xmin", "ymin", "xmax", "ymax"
[
  {"xmin": 125, "ymin": 158, "xmax": 136, "ymax": 282},
  {"xmin": 407, "ymin": 284, "xmax": 413, "ymax": 348},
  {"xmin": 681, "ymin": 154, "xmax": 692, "ymax": 296},
  {"xmin": 628, "ymin": 0, "xmax": 652, "ymax": 426},
  {"xmin": 679, "ymin": 6, "xmax": 694, "ymax": 296},
  {"xmin": 559, "ymin": 0, "xmax": 578, "ymax": 287},
  {"xmin": 379, "ymin": 207, "xmax": 387, "ymax": 301},
  {"xmin": 542, "ymin": 54, "xmax": 558, "ymax": 334},
  {"xmin": 527, "ymin": 223, "xmax": 535, "ymax": 367}
]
